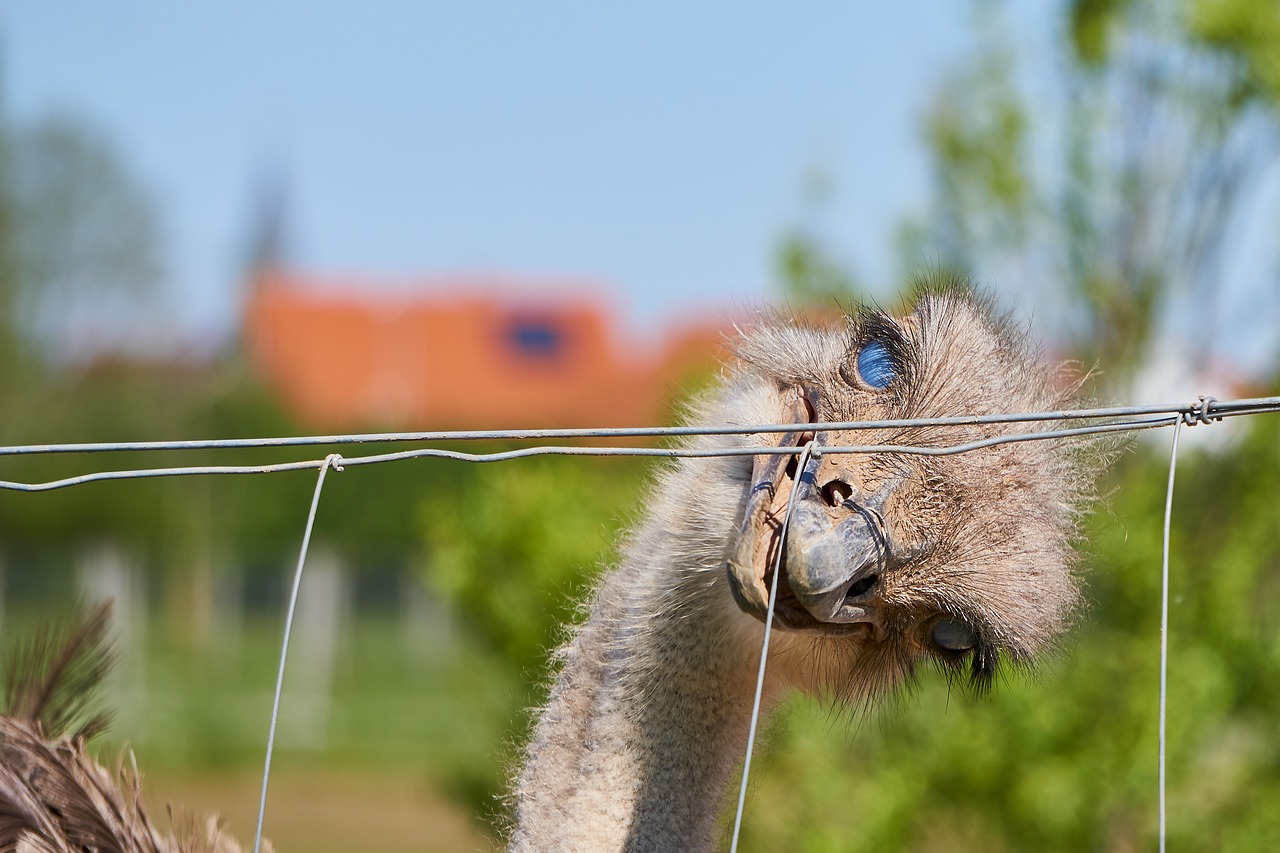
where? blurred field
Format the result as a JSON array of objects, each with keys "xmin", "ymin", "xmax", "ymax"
[
  {"xmin": 145, "ymin": 767, "xmax": 495, "ymax": 853},
  {"xmin": 0, "ymin": 602, "xmax": 526, "ymax": 850}
]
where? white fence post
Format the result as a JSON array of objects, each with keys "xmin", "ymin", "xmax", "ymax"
[
  {"xmin": 77, "ymin": 541, "xmax": 146, "ymax": 722},
  {"xmin": 280, "ymin": 547, "xmax": 347, "ymax": 748}
]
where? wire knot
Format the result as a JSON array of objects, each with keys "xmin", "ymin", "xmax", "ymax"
[
  {"xmin": 1181, "ymin": 395, "xmax": 1220, "ymax": 427},
  {"xmin": 324, "ymin": 453, "xmax": 345, "ymax": 472}
]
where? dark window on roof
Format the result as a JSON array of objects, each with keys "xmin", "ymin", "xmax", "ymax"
[{"xmin": 506, "ymin": 317, "xmax": 565, "ymax": 360}]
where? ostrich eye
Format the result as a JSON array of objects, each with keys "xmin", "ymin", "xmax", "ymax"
[
  {"xmin": 855, "ymin": 340, "xmax": 898, "ymax": 389},
  {"xmin": 932, "ymin": 618, "xmax": 976, "ymax": 653}
]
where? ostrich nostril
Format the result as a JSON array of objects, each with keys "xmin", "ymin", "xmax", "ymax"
[
  {"xmin": 821, "ymin": 480, "xmax": 852, "ymax": 507},
  {"xmin": 845, "ymin": 573, "xmax": 878, "ymax": 599}
]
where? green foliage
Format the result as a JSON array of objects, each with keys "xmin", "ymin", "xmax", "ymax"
[
  {"xmin": 914, "ymin": 23, "xmax": 1032, "ymax": 276},
  {"xmin": 418, "ymin": 454, "xmax": 646, "ymax": 679},
  {"xmin": 1189, "ymin": 0, "xmax": 1280, "ymax": 102},
  {"xmin": 776, "ymin": 230, "xmax": 861, "ymax": 310},
  {"xmin": 1070, "ymin": 0, "xmax": 1135, "ymax": 66},
  {"xmin": 906, "ymin": 0, "xmax": 1280, "ymax": 384},
  {"xmin": 773, "ymin": 164, "xmax": 867, "ymax": 309}
]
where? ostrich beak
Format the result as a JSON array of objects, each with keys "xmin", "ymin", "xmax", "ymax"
[
  {"xmin": 725, "ymin": 395, "xmax": 807, "ymax": 624},
  {"xmin": 781, "ymin": 448, "xmax": 892, "ymax": 624},
  {"xmin": 726, "ymin": 409, "xmax": 893, "ymax": 633}
]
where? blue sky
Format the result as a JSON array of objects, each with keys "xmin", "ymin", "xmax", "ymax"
[{"xmin": 3, "ymin": 3, "xmax": 1007, "ymax": 347}]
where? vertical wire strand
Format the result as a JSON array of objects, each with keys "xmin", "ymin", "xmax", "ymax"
[
  {"xmin": 1159, "ymin": 422, "xmax": 1180, "ymax": 853},
  {"xmin": 253, "ymin": 454, "xmax": 343, "ymax": 853},
  {"xmin": 730, "ymin": 442, "xmax": 816, "ymax": 853}
]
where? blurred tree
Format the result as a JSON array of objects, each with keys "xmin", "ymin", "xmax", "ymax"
[
  {"xmin": 896, "ymin": 5, "xmax": 1031, "ymax": 281},
  {"xmin": 10, "ymin": 115, "xmax": 168, "ymax": 366},
  {"xmin": 0, "ymin": 109, "xmax": 321, "ymax": 649},
  {"xmin": 775, "ymin": 166, "xmax": 865, "ymax": 311},
  {"xmin": 418, "ymin": 454, "xmax": 644, "ymax": 681},
  {"xmin": 776, "ymin": 230, "xmax": 862, "ymax": 311},
  {"xmin": 0, "ymin": 108, "xmax": 160, "ymax": 538},
  {"xmin": 900, "ymin": 0, "xmax": 1280, "ymax": 385},
  {"xmin": 0, "ymin": 86, "xmax": 26, "ymax": 411}
]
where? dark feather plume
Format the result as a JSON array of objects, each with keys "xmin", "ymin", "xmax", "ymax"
[
  {"xmin": 0, "ymin": 602, "xmax": 264, "ymax": 852},
  {"xmin": 4, "ymin": 600, "xmax": 114, "ymax": 740}
]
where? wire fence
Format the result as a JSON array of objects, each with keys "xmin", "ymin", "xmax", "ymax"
[
  {"xmin": 3, "ymin": 396, "xmax": 1277, "ymax": 493},
  {"xmin": 1, "ymin": 393, "xmax": 1278, "ymax": 852}
]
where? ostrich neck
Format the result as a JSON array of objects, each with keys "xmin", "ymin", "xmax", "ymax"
[{"xmin": 509, "ymin": 527, "xmax": 769, "ymax": 852}]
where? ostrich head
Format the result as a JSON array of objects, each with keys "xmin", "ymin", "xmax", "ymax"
[
  {"xmin": 511, "ymin": 279, "xmax": 1094, "ymax": 851},
  {"xmin": 718, "ymin": 282, "xmax": 1085, "ymax": 704}
]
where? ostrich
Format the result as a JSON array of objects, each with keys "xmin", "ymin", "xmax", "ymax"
[
  {"xmin": 0, "ymin": 602, "xmax": 261, "ymax": 853},
  {"xmin": 509, "ymin": 281, "xmax": 1089, "ymax": 851}
]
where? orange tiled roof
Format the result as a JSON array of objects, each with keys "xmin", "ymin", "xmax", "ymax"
[{"xmin": 243, "ymin": 271, "xmax": 731, "ymax": 430}]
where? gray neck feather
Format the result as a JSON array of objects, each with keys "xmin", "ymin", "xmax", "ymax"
[{"xmin": 509, "ymin": 459, "xmax": 773, "ymax": 852}]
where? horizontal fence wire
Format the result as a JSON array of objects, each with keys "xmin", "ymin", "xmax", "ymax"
[{"xmin": 1, "ymin": 396, "xmax": 1277, "ymax": 493}]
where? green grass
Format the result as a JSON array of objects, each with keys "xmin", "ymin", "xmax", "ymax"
[{"xmin": 0, "ymin": 605, "xmax": 531, "ymax": 839}]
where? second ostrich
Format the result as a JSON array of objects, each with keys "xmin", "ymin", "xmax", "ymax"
[{"xmin": 509, "ymin": 282, "xmax": 1089, "ymax": 851}]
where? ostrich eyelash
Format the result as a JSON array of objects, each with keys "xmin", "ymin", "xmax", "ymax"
[{"xmin": 842, "ymin": 310, "xmax": 912, "ymax": 392}]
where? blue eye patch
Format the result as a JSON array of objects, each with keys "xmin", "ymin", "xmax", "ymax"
[{"xmin": 856, "ymin": 340, "xmax": 898, "ymax": 389}]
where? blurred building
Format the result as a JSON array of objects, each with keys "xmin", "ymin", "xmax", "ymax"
[{"xmin": 243, "ymin": 269, "xmax": 732, "ymax": 430}]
